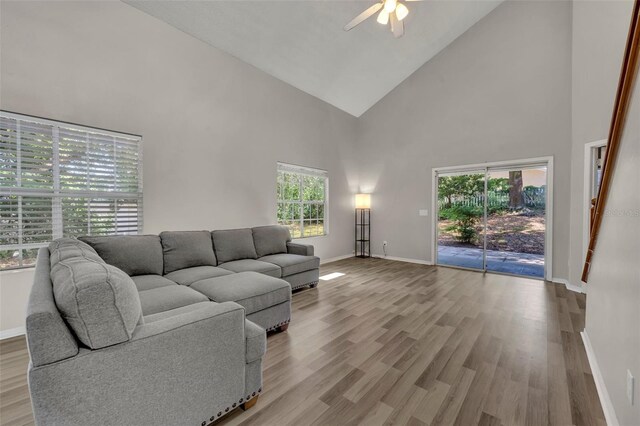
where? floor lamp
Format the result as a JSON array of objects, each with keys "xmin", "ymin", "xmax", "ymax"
[{"xmin": 355, "ymin": 194, "xmax": 371, "ymax": 258}]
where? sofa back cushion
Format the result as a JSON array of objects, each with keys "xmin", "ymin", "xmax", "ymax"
[
  {"xmin": 252, "ymin": 225, "xmax": 292, "ymax": 257},
  {"xmin": 79, "ymin": 235, "xmax": 163, "ymax": 276},
  {"xmin": 51, "ymin": 256, "xmax": 142, "ymax": 349},
  {"xmin": 160, "ymin": 231, "xmax": 217, "ymax": 274},
  {"xmin": 49, "ymin": 238, "xmax": 104, "ymax": 267},
  {"xmin": 211, "ymin": 228, "xmax": 258, "ymax": 264}
]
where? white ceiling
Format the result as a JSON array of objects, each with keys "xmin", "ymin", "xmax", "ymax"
[{"xmin": 124, "ymin": 1, "xmax": 502, "ymax": 117}]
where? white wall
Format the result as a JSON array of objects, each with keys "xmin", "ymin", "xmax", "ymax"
[
  {"xmin": 0, "ymin": 269, "xmax": 34, "ymax": 336},
  {"xmin": 569, "ymin": 0, "xmax": 633, "ymax": 289},
  {"xmin": 0, "ymin": 1, "xmax": 359, "ymax": 333},
  {"xmin": 355, "ymin": 1, "xmax": 573, "ymax": 278},
  {"xmin": 583, "ymin": 70, "xmax": 640, "ymax": 426}
]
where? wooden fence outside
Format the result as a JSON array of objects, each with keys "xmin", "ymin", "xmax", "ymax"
[{"xmin": 438, "ymin": 188, "xmax": 545, "ymax": 209}]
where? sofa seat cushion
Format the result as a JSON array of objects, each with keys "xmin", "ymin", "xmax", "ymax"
[
  {"xmin": 50, "ymin": 256, "xmax": 142, "ymax": 349},
  {"xmin": 142, "ymin": 301, "xmax": 214, "ymax": 323},
  {"xmin": 160, "ymin": 231, "xmax": 217, "ymax": 274},
  {"xmin": 131, "ymin": 275, "xmax": 176, "ymax": 292},
  {"xmin": 79, "ymin": 235, "xmax": 164, "ymax": 276},
  {"xmin": 138, "ymin": 285, "xmax": 209, "ymax": 316},
  {"xmin": 252, "ymin": 225, "xmax": 291, "ymax": 257},
  {"xmin": 219, "ymin": 259, "xmax": 281, "ymax": 278},
  {"xmin": 245, "ymin": 320, "xmax": 266, "ymax": 363},
  {"xmin": 164, "ymin": 266, "xmax": 233, "ymax": 286},
  {"xmin": 190, "ymin": 272, "xmax": 291, "ymax": 315},
  {"xmin": 259, "ymin": 254, "xmax": 320, "ymax": 277},
  {"xmin": 211, "ymin": 228, "xmax": 258, "ymax": 263}
]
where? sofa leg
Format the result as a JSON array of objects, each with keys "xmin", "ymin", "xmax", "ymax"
[
  {"xmin": 279, "ymin": 323, "xmax": 289, "ymax": 332},
  {"xmin": 241, "ymin": 396, "xmax": 258, "ymax": 411},
  {"xmin": 309, "ymin": 282, "xmax": 317, "ymax": 288}
]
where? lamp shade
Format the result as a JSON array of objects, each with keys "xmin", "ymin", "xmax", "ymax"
[{"xmin": 355, "ymin": 193, "xmax": 371, "ymax": 209}]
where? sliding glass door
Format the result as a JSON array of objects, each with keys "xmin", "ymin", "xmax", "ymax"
[
  {"xmin": 436, "ymin": 170, "xmax": 486, "ymax": 271},
  {"xmin": 435, "ymin": 161, "xmax": 548, "ymax": 279},
  {"xmin": 485, "ymin": 166, "xmax": 546, "ymax": 278}
]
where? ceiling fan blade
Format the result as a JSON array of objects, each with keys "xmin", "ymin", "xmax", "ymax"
[
  {"xmin": 390, "ymin": 11, "xmax": 404, "ymax": 38},
  {"xmin": 344, "ymin": 2, "xmax": 383, "ymax": 31}
]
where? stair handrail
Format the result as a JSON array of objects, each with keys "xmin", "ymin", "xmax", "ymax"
[{"xmin": 582, "ymin": 0, "xmax": 640, "ymax": 282}]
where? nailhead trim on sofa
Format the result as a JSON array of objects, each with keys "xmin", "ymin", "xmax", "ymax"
[
  {"xmin": 290, "ymin": 280, "xmax": 318, "ymax": 291},
  {"xmin": 264, "ymin": 319, "xmax": 290, "ymax": 333},
  {"xmin": 203, "ymin": 388, "xmax": 262, "ymax": 425}
]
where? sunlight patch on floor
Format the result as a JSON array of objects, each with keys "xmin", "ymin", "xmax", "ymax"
[{"xmin": 319, "ymin": 272, "xmax": 345, "ymax": 281}]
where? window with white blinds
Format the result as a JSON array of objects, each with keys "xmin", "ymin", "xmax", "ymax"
[
  {"xmin": 277, "ymin": 162, "xmax": 328, "ymax": 238},
  {"xmin": 0, "ymin": 111, "xmax": 143, "ymax": 270}
]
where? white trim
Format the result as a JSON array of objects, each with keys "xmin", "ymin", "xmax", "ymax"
[
  {"xmin": 277, "ymin": 161, "xmax": 328, "ymax": 178},
  {"xmin": 431, "ymin": 156, "xmax": 554, "ymax": 280},
  {"xmin": 582, "ymin": 140, "xmax": 608, "ymax": 279},
  {"xmin": 0, "ymin": 326, "xmax": 25, "ymax": 340},
  {"xmin": 432, "ymin": 156, "xmax": 554, "ymax": 174},
  {"xmin": 372, "ymin": 254, "xmax": 433, "ymax": 265},
  {"xmin": 552, "ymin": 277, "xmax": 585, "ymax": 294},
  {"xmin": 581, "ymin": 331, "xmax": 620, "ymax": 426},
  {"xmin": 0, "ymin": 110, "xmax": 140, "ymax": 140},
  {"xmin": 276, "ymin": 162, "xmax": 329, "ymax": 238},
  {"xmin": 546, "ymin": 157, "xmax": 554, "ymax": 281},
  {"xmin": 321, "ymin": 253, "xmax": 434, "ymax": 266},
  {"xmin": 320, "ymin": 254, "xmax": 354, "ymax": 265},
  {"xmin": 431, "ymin": 168, "xmax": 438, "ymax": 265}
]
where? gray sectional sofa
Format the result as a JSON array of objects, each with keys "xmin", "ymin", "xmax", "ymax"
[{"xmin": 25, "ymin": 225, "xmax": 318, "ymax": 426}]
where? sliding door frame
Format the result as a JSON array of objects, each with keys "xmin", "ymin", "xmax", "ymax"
[{"xmin": 431, "ymin": 156, "xmax": 554, "ymax": 281}]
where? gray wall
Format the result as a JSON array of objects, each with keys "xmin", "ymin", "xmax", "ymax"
[
  {"xmin": 569, "ymin": 0, "xmax": 633, "ymax": 289},
  {"xmin": 0, "ymin": 0, "xmax": 358, "ymax": 259},
  {"xmin": 0, "ymin": 0, "xmax": 359, "ymax": 331},
  {"xmin": 584, "ymin": 71, "xmax": 640, "ymax": 425},
  {"xmin": 356, "ymin": 0, "xmax": 573, "ymax": 279}
]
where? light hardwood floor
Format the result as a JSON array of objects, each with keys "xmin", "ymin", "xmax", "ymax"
[{"xmin": 0, "ymin": 258, "xmax": 604, "ymax": 426}]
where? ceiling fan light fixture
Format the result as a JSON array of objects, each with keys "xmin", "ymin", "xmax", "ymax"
[
  {"xmin": 376, "ymin": 10, "xmax": 390, "ymax": 25},
  {"xmin": 383, "ymin": 0, "xmax": 397, "ymax": 14},
  {"xmin": 395, "ymin": 3, "xmax": 409, "ymax": 21}
]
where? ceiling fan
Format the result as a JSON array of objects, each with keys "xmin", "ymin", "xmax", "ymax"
[{"xmin": 344, "ymin": 0, "xmax": 417, "ymax": 38}]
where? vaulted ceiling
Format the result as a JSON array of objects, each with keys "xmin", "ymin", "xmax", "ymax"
[{"xmin": 125, "ymin": 1, "xmax": 502, "ymax": 117}]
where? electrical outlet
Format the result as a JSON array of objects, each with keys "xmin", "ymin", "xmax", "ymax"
[
  {"xmin": 628, "ymin": 370, "xmax": 635, "ymax": 405},
  {"xmin": 419, "ymin": 209, "xmax": 429, "ymax": 217}
]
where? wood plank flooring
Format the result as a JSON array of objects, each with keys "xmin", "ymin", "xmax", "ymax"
[{"xmin": 0, "ymin": 258, "xmax": 605, "ymax": 426}]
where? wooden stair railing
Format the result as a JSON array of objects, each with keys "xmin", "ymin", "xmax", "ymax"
[{"xmin": 582, "ymin": 0, "xmax": 640, "ymax": 283}]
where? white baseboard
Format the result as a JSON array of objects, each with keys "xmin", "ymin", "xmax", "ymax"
[
  {"xmin": 552, "ymin": 277, "xmax": 586, "ymax": 294},
  {"xmin": 581, "ymin": 331, "xmax": 619, "ymax": 426},
  {"xmin": 0, "ymin": 326, "xmax": 25, "ymax": 340},
  {"xmin": 372, "ymin": 254, "xmax": 433, "ymax": 265},
  {"xmin": 320, "ymin": 254, "xmax": 354, "ymax": 265},
  {"xmin": 321, "ymin": 253, "xmax": 434, "ymax": 266}
]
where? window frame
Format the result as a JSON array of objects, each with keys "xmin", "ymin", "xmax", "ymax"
[
  {"xmin": 0, "ymin": 111, "xmax": 143, "ymax": 270},
  {"xmin": 276, "ymin": 162, "xmax": 328, "ymax": 239}
]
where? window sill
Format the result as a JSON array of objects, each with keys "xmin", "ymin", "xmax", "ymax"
[
  {"xmin": 292, "ymin": 233, "xmax": 328, "ymax": 240},
  {"xmin": 0, "ymin": 266, "xmax": 36, "ymax": 275}
]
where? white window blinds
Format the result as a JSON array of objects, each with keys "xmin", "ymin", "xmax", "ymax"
[{"xmin": 0, "ymin": 111, "xmax": 143, "ymax": 269}]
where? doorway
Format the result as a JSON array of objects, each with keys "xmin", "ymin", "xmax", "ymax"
[
  {"xmin": 582, "ymin": 140, "xmax": 607, "ymax": 262},
  {"xmin": 433, "ymin": 157, "xmax": 552, "ymax": 280}
]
